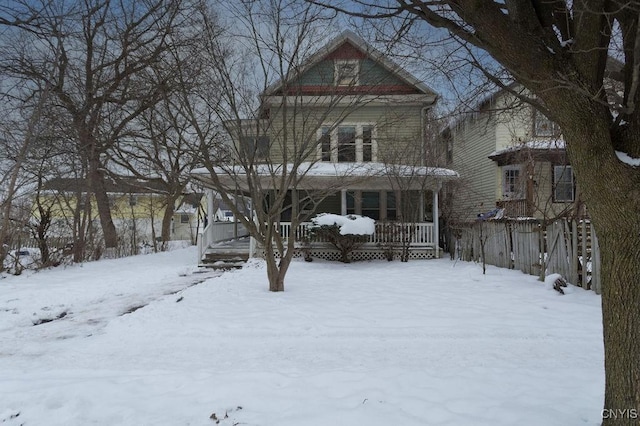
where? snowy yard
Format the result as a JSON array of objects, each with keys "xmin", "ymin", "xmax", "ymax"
[{"xmin": 0, "ymin": 247, "xmax": 604, "ymax": 425}]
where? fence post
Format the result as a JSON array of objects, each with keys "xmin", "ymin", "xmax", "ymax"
[
  {"xmin": 581, "ymin": 221, "xmax": 589, "ymax": 289},
  {"xmin": 591, "ymin": 223, "xmax": 601, "ymax": 294},
  {"xmin": 571, "ymin": 220, "xmax": 579, "ymax": 287}
]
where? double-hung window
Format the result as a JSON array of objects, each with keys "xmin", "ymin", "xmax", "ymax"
[
  {"xmin": 362, "ymin": 125, "xmax": 373, "ymax": 162},
  {"xmin": 553, "ymin": 165, "xmax": 575, "ymax": 202},
  {"xmin": 502, "ymin": 165, "xmax": 523, "ymax": 199},
  {"xmin": 319, "ymin": 127, "xmax": 331, "ymax": 162},
  {"xmin": 533, "ymin": 110, "xmax": 561, "ymax": 137},
  {"xmin": 337, "ymin": 126, "xmax": 357, "ymax": 162},
  {"xmin": 317, "ymin": 124, "xmax": 376, "ymax": 163},
  {"xmin": 241, "ymin": 135, "xmax": 270, "ymax": 160}
]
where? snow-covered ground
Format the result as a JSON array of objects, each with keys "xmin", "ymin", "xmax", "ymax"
[{"xmin": 0, "ymin": 247, "xmax": 604, "ymax": 425}]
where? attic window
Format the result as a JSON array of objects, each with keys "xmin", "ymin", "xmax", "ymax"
[
  {"xmin": 335, "ymin": 59, "xmax": 359, "ymax": 86},
  {"xmin": 533, "ymin": 110, "xmax": 561, "ymax": 137}
]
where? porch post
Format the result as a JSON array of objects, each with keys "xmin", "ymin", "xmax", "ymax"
[
  {"xmin": 341, "ymin": 189, "xmax": 347, "ymax": 215},
  {"xmin": 207, "ymin": 189, "xmax": 214, "ymax": 228},
  {"xmin": 432, "ymin": 183, "xmax": 440, "ymax": 258}
]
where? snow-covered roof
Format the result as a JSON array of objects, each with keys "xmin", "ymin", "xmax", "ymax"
[
  {"xmin": 192, "ymin": 162, "xmax": 458, "ymax": 179},
  {"xmin": 192, "ymin": 162, "xmax": 457, "ymax": 192},
  {"xmin": 488, "ymin": 139, "xmax": 566, "ymax": 158}
]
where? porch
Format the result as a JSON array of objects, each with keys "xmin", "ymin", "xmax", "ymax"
[
  {"xmin": 198, "ymin": 219, "xmax": 438, "ymax": 266},
  {"xmin": 269, "ymin": 221, "xmax": 438, "ymax": 261},
  {"xmin": 193, "ymin": 161, "xmax": 458, "ymax": 264}
]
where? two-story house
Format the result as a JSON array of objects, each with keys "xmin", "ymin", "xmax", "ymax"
[
  {"xmin": 442, "ymin": 88, "xmax": 581, "ymax": 223},
  {"xmin": 193, "ymin": 31, "xmax": 458, "ymax": 261}
]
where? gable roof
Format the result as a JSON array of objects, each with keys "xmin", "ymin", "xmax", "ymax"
[{"xmin": 263, "ymin": 30, "xmax": 438, "ymax": 98}]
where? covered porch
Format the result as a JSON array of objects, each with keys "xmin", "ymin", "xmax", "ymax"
[{"xmin": 192, "ymin": 162, "xmax": 458, "ymax": 263}]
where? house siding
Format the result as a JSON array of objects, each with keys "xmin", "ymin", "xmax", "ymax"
[
  {"xmin": 448, "ymin": 113, "xmax": 499, "ymax": 222},
  {"xmin": 265, "ymin": 103, "xmax": 426, "ymax": 165},
  {"xmin": 447, "ymin": 89, "xmax": 579, "ymax": 221}
]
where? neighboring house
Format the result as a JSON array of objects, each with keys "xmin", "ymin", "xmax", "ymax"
[
  {"xmin": 441, "ymin": 88, "xmax": 582, "ymax": 222},
  {"xmin": 172, "ymin": 193, "xmax": 205, "ymax": 242},
  {"xmin": 37, "ymin": 177, "xmax": 202, "ymax": 244},
  {"xmin": 210, "ymin": 196, "xmax": 251, "ymax": 222},
  {"xmin": 193, "ymin": 30, "xmax": 458, "ymax": 261}
]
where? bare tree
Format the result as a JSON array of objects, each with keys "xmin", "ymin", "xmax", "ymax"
[
  {"xmin": 0, "ymin": 0, "xmax": 198, "ymax": 255},
  {"xmin": 0, "ymin": 77, "xmax": 53, "ymax": 268},
  {"xmin": 111, "ymin": 102, "xmax": 202, "ymax": 250},
  {"xmin": 314, "ymin": 1, "xmax": 640, "ymax": 422},
  {"xmin": 378, "ymin": 112, "xmax": 439, "ymax": 261},
  {"xmin": 185, "ymin": 1, "xmax": 386, "ymax": 291}
]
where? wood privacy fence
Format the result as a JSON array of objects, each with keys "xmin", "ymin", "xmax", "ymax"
[{"xmin": 450, "ymin": 219, "xmax": 601, "ymax": 294}]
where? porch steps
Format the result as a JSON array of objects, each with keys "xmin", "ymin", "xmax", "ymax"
[{"xmin": 200, "ymin": 249, "xmax": 250, "ymax": 270}]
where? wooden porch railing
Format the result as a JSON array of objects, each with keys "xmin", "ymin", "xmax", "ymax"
[
  {"xmin": 278, "ymin": 222, "xmax": 435, "ymax": 247},
  {"xmin": 497, "ymin": 199, "xmax": 530, "ymax": 218},
  {"xmin": 198, "ymin": 221, "xmax": 250, "ymax": 261}
]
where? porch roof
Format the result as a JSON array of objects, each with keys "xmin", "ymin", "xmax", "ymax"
[
  {"xmin": 488, "ymin": 139, "xmax": 568, "ymax": 166},
  {"xmin": 191, "ymin": 162, "xmax": 458, "ymax": 192}
]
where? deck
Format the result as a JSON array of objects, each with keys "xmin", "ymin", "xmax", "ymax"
[{"xmin": 199, "ymin": 221, "xmax": 440, "ymax": 266}]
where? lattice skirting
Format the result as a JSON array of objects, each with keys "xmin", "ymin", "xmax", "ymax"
[{"xmin": 256, "ymin": 244, "xmax": 437, "ymax": 261}]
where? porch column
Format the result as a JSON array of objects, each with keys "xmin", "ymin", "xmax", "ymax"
[
  {"xmin": 341, "ymin": 190, "xmax": 347, "ymax": 215},
  {"xmin": 207, "ymin": 189, "xmax": 214, "ymax": 228},
  {"xmin": 432, "ymin": 183, "xmax": 440, "ymax": 258}
]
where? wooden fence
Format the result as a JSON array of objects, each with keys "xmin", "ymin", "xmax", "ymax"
[
  {"xmin": 9, "ymin": 236, "xmax": 75, "ymax": 251},
  {"xmin": 450, "ymin": 218, "xmax": 601, "ymax": 294}
]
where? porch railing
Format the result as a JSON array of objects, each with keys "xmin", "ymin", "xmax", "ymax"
[
  {"xmin": 497, "ymin": 199, "xmax": 530, "ymax": 218},
  {"xmin": 198, "ymin": 221, "xmax": 250, "ymax": 261},
  {"xmin": 278, "ymin": 222, "xmax": 435, "ymax": 247}
]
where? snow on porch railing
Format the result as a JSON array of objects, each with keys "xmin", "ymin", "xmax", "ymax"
[{"xmin": 278, "ymin": 222, "xmax": 435, "ymax": 247}]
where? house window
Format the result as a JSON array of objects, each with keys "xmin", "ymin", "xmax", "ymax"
[
  {"xmin": 129, "ymin": 195, "xmax": 137, "ymax": 206},
  {"xmin": 346, "ymin": 191, "xmax": 356, "ymax": 215},
  {"xmin": 386, "ymin": 191, "xmax": 397, "ymax": 220},
  {"xmin": 318, "ymin": 124, "xmax": 376, "ymax": 163},
  {"xmin": 180, "ymin": 214, "xmax": 190, "ymax": 224},
  {"xmin": 502, "ymin": 165, "xmax": 523, "ymax": 198},
  {"xmin": 241, "ymin": 135, "xmax": 270, "ymax": 159},
  {"xmin": 533, "ymin": 110, "xmax": 561, "ymax": 137},
  {"xmin": 335, "ymin": 59, "xmax": 359, "ymax": 86},
  {"xmin": 337, "ymin": 126, "xmax": 356, "ymax": 162},
  {"xmin": 553, "ymin": 165, "xmax": 575, "ymax": 202},
  {"xmin": 345, "ymin": 191, "xmax": 397, "ymax": 221},
  {"xmin": 363, "ymin": 125, "xmax": 373, "ymax": 162},
  {"xmin": 320, "ymin": 126, "xmax": 331, "ymax": 162},
  {"xmin": 361, "ymin": 191, "xmax": 380, "ymax": 220}
]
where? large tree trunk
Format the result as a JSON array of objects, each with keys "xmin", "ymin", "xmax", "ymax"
[
  {"xmin": 599, "ymin": 221, "xmax": 640, "ymax": 425},
  {"xmin": 262, "ymin": 222, "xmax": 296, "ymax": 292},
  {"xmin": 160, "ymin": 194, "xmax": 180, "ymax": 245},
  {"xmin": 553, "ymin": 97, "xmax": 640, "ymax": 425},
  {"xmin": 77, "ymin": 121, "xmax": 118, "ymax": 253},
  {"xmin": 264, "ymin": 243, "xmax": 288, "ymax": 292},
  {"xmin": 87, "ymin": 155, "xmax": 118, "ymax": 251}
]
